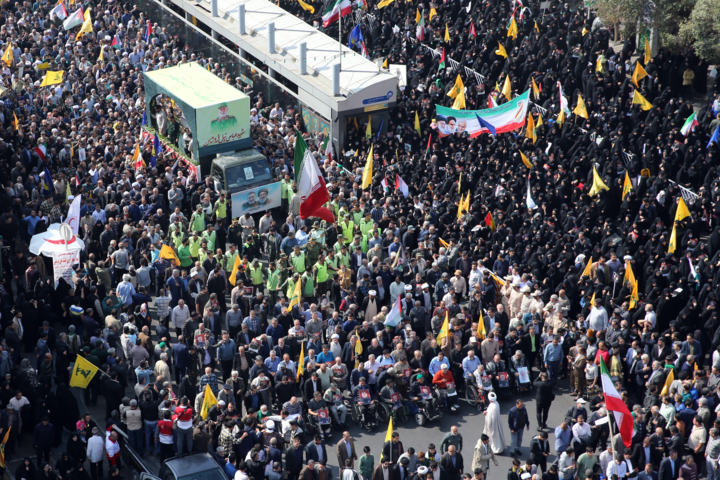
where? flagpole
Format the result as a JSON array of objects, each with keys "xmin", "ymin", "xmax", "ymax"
[{"xmin": 339, "ymin": 10, "xmax": 342, "ymax": 73}]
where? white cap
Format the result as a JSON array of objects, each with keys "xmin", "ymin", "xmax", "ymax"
[
  {"xmin": 266, "ymin": 420, "xmax": 275, "ymax": 430},
  {"xmin": 369, "ymin": 290, "xmax": 376, "ymax": 296}
]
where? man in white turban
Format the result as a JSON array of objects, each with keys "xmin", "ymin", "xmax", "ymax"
[{"xmin": 482, "ymin": 392, "xmax": 506, "ymax": 454}]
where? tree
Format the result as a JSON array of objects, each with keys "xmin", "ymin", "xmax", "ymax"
[{"xmin": 678, "ymin": 0, "xmax": 720, "ymax": 63}]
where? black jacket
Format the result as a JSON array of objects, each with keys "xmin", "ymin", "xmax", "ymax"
[{"xmin": 534, "ymin": 378, "xmax": 555, "ymax": 407}]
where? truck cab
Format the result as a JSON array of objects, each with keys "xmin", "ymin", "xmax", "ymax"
[
  {"xmin": 139, "ymin": 454, "xmax": 226, "ymax": 480},
  {"xmin": 210, "ymin": 149, "xmax": 276, "ymax": 195}
]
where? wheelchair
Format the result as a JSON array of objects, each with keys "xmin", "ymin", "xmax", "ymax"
[
  {"xmin": 346, "ymin": 397, "xmax": 378, "ymax": 431},
  {"xmin": 376, "ymin": 398, "xmax": 410, "ymax": 424},
  {"xmin": 302, "ymin": 407, "xmax": 333, "ymax": 439},
  {"xmin": 410, "ymin": 390, "xmax": 443, "ymax": 426},
  {"xmin": 465, "ymin": 382, "xmax": 491, "ymax": 411}
]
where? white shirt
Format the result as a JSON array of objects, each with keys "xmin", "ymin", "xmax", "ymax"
[
  {"xmin": 606, "ymin": 461, "xmax": 628, "ymax": 480},
  {"xmin": 105, "ymin": 436, "xmax": 121, "ymax": 457},
  {"xmin": 572, "ymin": 422, "xmax": 591, "ymax": 443}
]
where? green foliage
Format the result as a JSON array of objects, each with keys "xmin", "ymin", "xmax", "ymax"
[{"xmin": 678, "ymin": 0, "xmax": 720, "ymax": 63}]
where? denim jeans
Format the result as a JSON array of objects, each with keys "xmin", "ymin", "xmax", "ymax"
[
  {"xmin": 128, "ymin": 428, "xmax": 144, "ymax": 453},
  {"xmin": 144, "ymin": 420, "xmax": 159, "ymax": 454},
  {"xmin": 176, "ymin": 426, "xmax": 194, "ymax": 455},
  {"xmin": 708, "ymin": 459, "xmax": 720, "ymax": 480},
  {"xmin": 510, "ymin": 429, "xmax": 524, "ymax": 451},
  {"xmin": 546, "ymin": 360, "xmax": 561, "ymax": 383}
]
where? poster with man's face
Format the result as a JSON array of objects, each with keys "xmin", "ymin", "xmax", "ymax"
[{"xmin": 231, "ymin": 182, "xmax": 282, "ymax": 218}]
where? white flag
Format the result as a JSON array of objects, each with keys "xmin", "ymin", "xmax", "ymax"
[
  {"xmin": 66, "ymin": 195, "xmax": 82, "ymax": 235},
  {"xmin": 526, "ymin": 180, "xmax": 537, "ymax": 210}
]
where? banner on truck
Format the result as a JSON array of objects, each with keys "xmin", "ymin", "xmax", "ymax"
[{"xmin": 231, "ymin": 182, "xmax": 282, "ymax": 217}]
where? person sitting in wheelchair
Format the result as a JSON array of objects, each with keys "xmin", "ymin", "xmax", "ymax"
[
  {"xmin": 351, "ymin": 376, "xmax": 376, "ymax": 430},
  {"xmin": 409, "ymin": 373, "xmax": 437, "ymax": 415},
  {"xmin": 509, "ymin": 350, "xmax": 531, "ymax": 391},
  {"xmin": 323, "ymin": 382, "xmax": 348, "ymax": 427},
  {"xmin": 380, "ymin": 377, "xmax": 404, "ymax": 411},
  {"xmin": 431, "ymin": 363, "xmax": 459, "ymax": 411},
  {"xmin": 485, "ymin": 353, "xmax": 512, "ymax": 395},
  {"xmin": 307, "ymin": 390, "xmax": 333, "ymax": 438}
]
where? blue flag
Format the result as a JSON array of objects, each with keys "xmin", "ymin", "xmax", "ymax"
[
  {"xmin": 475, "ymin": 113, "xmax": 497, "ymax": 136},
  {"xmin": 708, "ymin": 125, "xmax": 719, "ymax": 148},
  {"xmin": 43, "ymin": 166, "xmax": 53, "ymax": 196},
  {"xmin": 376, "ymin": 116, "xmax": 384, "ymax": 141},
  {"xmin": 141, "ymin": 110, "xmax": 147, "ymax": 126},
  {"xmin": 151, "ymin": 133, "xmax": 162, "ymax": 167},
  {"xmin": 348, "ymin": 24, "xmax": 363, "ymax": 49}
]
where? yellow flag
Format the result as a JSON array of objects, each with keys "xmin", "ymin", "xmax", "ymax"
[
  {"xmin": 39, "ymin": 71, "xmax": 64, "ymax": 87},
  {"xmin": 557, "ymin": 109, "xmax": 565, "ymax": 125},
  {"xmin": 660, "ymin": 368, "xmax": 675, "ymax": 396},
  {"xmin": 377, "ymin": 0, "xmax": 395, "ymax": 8},
  {"xmin": 534, "ymin": 20, "xmax": 539, "ymax": 32},
  {"xmin": 630, "ymin": 278, "xmax": 639, "ymax": 309},
  {"xmin": 1, "ymin": 42, "xmax": 12, "ymax": 67},
  {"xmin": 590, "ymin": 291, "xmax": 596, "ymax": 306},
  {"xmin": 458, "ymin": 173, "xmax": 462, "ymax": 193},
  {"xmin": 416, "ymin": 8, "xmax": 421, "ymax": 23},
  {"xmin": 588, "ymin": 165, "xmax": 609, "ymax": 197},
  {"xmin": 354, "ymin": 333, "xmax": 363, "ymax": 369},
  {"xmin": 496, "ymin": 42, "xmax": 507, "ymax": 59},
  {"xmin": 451, "ymin": 89, "xmax": 466, "ymax": 110},
  {"xmin": 362, "ymin": 145, "xmax": 374, "ymax": 188},
  {"xmin": 456, "ymin": 193, "xmax": 466, "ymax": 220},
  {"xmin": 436, "ymin": 312, "xmax": 450, "ymax": 344},
  {"xmin": 644, "ymin": 37, "xmax": 651, "ymax": 65},
  {"xmin": 477, "ymin": 316, "xmax": 486, "ymax": 341},
  {"xmin": 439, "ymin": 238, "xmax": 449, "ymax": 249},
  {"xmin": 444, "ymin": 24, "xmax": 450, "ymax": 42},
  {"xmin": 502, "ymin": 75, "xmax": 512, "ymax": 101},
  {"xmin": 574, "ymin": 94, "xmax": 589, "ymax": 119},
  {"xmin": 531, "ymin": 77, "xmax": 540, "ymax": 99},
  {"xmin": 624, "ymin": 261, "xmax": 637, "ymax": 286},
  {"xmin": 288, "ymin": 277, "xmax": 302, "ymax": 310},
  {"xmin": 429, "ymin": 7, "xmax": 437, "ymax": 21},
  {"xmin": 159, "ymin": 244, "xmax": 180, "ymax": 266},
  {"xmin": 298, "ymin": 0, "xmax": 314, "ymax": 12},
  {"xmin": 537, "ymin": 113, "xmax": 543, "ymax": 127},
  {"xmin": 582, "ymin": 27, "xmax": 588, "ymax": 36},
  {"xmin": 12, "ymin": 112, "xmax": 18, "ymax": 131},
  {"xmin": 200, "ymin": 384, "xmax": 218, "ymax": 420},
  {"xmin": 520, "ymin": 150, "xmax": 532, "ymax": 168},
  {"xmin": 297, "ymin": 341, "xmax": 305, "ymax": 381},
  {"xmin": 448, "ymin": 74, "xmax": 464, "ymax": 99},
  {"xmin": 384, "ymin": 417, "xmax": 394, "ymax": 443},
  {"xmin": 631, "ymin": 62, "xmax": 648, "ymax": 88},
  {"xmin": 414, "ymin": 111, "xmax": 421, "ymax": 136},
  {"xmin": 675, "ymin": 198, "xmax": 691, "ymax": 222},
  {"xmin": 84, "ymin": 6, "xmax": 91, "ymax": 20},
  {"xmin": 229, "ymin": 254, "xmax": 241, "ymax": 286},
  {"xmin": 69, "ymin": 355, "xmax": 100, "ymax": 388},
  {"xmin": 76, "ymin": 12, "xmax": 93, "ymax": 40},
  {"xmin": 98, "ymin": 45, "xmax": 105, "ymax": 63},
  {"xmin": 632, "ymin": 90, "xmax": 653, "ymax": 111},
  {"xmin": 525, "ymin": 113, "xmax": 536, "ymax": 143},
  {"xmin": 365, "ymin": 117, "xmax": 372, "ymax": 140},
  {"xmin": 507, "ymin": 17, "xmax": 518, "ymax": 40},
  {"xmin": 66, "ymin": 182, "xmax": 71, "ymax": 201},
  {"xmin": 622, "ymin": 172, "xmax": 632, "ymax": 200},
  {"xmin": 669, "ymin": 225, "xmax": 678, "ymax": 253},
  {"xmin": 382, "ymin": 58, "xmax": 388, "ymax": 69},
  {"xmin": 596, "ymin": 57, "xmax": 604, "ymax": 73},
  {"xmin": 582, "ymin": 256, "xmax": 593, "ymax": 278},
  {"xmin": 462, "ymin": 193, "xmax": 470, "ymax": 216}
]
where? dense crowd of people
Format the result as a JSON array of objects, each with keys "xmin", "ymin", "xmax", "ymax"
[{"xmin": 5, "ymin": 0, "xmax": 720, "ymax": 480}]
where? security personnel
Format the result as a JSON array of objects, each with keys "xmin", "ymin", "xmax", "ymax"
[
  {"xmin": 277, "ymin": 254, "xmax": 290, "ymax": 286},
  {"xmin": 247, "ymin": 259, "xmax": 266, "ymax": 291},
  {"xmin": 224, "ymin": 244, "xmax": 239, "ymax": 275},
  {"xmin": 360, "ymin": 212, "xmax": 374, "ymax": 238},
  {"xmin": 313, "ymin": 254, "xmax": 332, "ymax": 299},
  {"xmin": 243, "ymin": 235, "xmax": 259, "ymax": 261},
  {"xmin": 302, "ymin": 267, "xmax": 316, "ymax": 305},
  {"xmin": 340, "ymin": 215, "xmax": 355, "ymax": 244},
  {"xmin": 267, "ymin": 263, "xmax": 281, "ymax": 306},
  {"xmin": 228, "ymin": 217, "xmax": 243, "ymax": 247},
  {"xmin": 290, "ymin": 245, "xmax": 306, "ymax": 274},
  {"xmin": 306, "ymin": 237, "xmax": 321, "ymax": 266}
]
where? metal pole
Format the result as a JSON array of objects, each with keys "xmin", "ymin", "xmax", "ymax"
[{"xmin": 338, "ymin": 12, "xmax": 342, "ymax": 73}]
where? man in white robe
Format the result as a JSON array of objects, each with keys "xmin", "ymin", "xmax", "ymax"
[{"xmin": 483, "ymin": 392, "xmax": 507, "ymax": 454}]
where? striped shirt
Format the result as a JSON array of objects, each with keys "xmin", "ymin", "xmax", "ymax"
[
  {"xmin": 154, "ymin": 295, "xmax": 171, "ymax": 318},
  {"xmin": 200, "ymin": 373, "xmax": 219, "ymax": 395}
]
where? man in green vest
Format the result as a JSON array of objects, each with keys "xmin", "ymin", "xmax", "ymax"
[
  {"xmin": 290, "ymin": 245, "xmax": 306, "ymax": 275},
  {"xmin": 313, "ymin": 254, "xmax": 334, "ymax": 300},
  {"xmin": 247, "ymin": 259, "xmax": 266, "ymax": 291},
  {"xmin": 190, "ymin": 204, "xmax": 206, "ymax": 233},
  {"xmin": 267, "ymin": 262, "xmax": 281, "ymax": 306},
  {"xmin": 224, "ymin": 244, "xmax": 239, "ymax": 274},
  {"xmin": 178, "ymin": 237, "xmax": 193, "ymax": 268},
  {"xmin": 281, "ymin": 173, "xmax": 291, "ymax": 211},
  {"xmin": 340, "ymin": 214, "xmax": 355, "ymax": 244},
  {"xmin": 189, "ymin": 232, "xmax": 202, "ymax": 260},
  {"xmin": 301, "ymin": 267, "xmax": 315, "ymax": 305},
  {"xmin": 360, "ymin": 212, "xmax": 374, "ymax": 238},
  {"xmin": 202, "ymin": 224, "xmax": 217, "ymax": 252},
  {"xmin": 214, "ymin": 192, "xmax": 228, "ymax": 222}
]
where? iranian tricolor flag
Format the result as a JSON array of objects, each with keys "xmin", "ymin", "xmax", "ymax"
[
  {"xmin": 416, "ymin": 13, "xmax": 425, "ymax": 41},
  {"xmin": 681, "ymin": 111, "xmax": 698, "ymax": 136},
  {"xmin": 384, "ymin": 295, "xmax": 402, "ymax": 327},
  {"xmin": 322, "ymin": 0, "xmax": 352, "ymax": 28},
  {"xmin": 295, "ymin": 135, "xmax": 336, "ymax": 223},
  {"xmin": 34, "ymin": 145, "xmax": 47, "ymax": 161},
  {"xmin": 321, "ymin": 135, "xmax": 333, "ymax": 163},
  {"xmin": 599, "ymin": 357, "xmax": 633, "ymax": 448}
]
